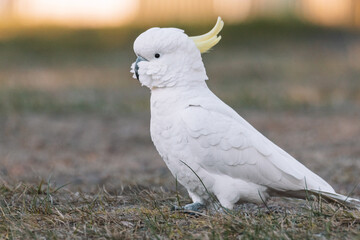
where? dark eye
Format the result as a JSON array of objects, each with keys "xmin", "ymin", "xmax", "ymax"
[{"xmin": 155, "ymin": 53, "xmax": 160, "ymax": 58}]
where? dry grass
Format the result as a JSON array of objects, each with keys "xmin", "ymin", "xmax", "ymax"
[{"xmin": 0, "ymin": 180, "xmax": 359, "ymax": 239}]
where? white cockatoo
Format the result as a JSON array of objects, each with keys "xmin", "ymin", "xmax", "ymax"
[{"xmin": 130, "ymin": 17, "xmax": 359, "ymax": 211}]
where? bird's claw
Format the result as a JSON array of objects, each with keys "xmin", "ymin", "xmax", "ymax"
[
  {"xmin": 171, "ymin": 202, "xmax": 205, "ymax": 215},
  {"xmin": 184, "ymin": 202, "xmax": 205, "ymax": 212}
]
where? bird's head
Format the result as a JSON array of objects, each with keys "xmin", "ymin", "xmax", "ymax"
[{"xmin": 131, "ymin": 17, "xmax": 224, "ymax": 89}]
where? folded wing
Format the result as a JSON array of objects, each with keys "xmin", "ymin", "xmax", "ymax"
[{"xmin": 180, "ymin": 104, "xmax": 334, "ymax": 193}]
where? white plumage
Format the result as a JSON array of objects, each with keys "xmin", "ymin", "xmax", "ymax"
[{"xmin": 130, "ymin": 17, "xmax": 359, "ymax": 210}]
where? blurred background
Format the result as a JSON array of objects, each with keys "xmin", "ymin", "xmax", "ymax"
[{"xmin": 0, "ymin": 0, "xmax": 359, "ymax": 195}]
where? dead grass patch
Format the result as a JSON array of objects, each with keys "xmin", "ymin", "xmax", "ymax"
[{"xmin": 0, "ymin": 181, "xmax": 359, "ymax": 239}]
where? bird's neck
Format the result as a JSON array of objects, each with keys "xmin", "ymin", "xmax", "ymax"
[
  {"xmin": 150, "ymin": 81, "xmax": 210, "ymax": 112},
  {"xmin": 151, "ymin": 80, "xmax": 208, "ymax": 94}
]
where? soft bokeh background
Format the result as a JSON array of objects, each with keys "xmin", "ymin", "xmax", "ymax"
[{"xmin": 0, "ymin": 0, "xmax": 359, "ymax": 196}]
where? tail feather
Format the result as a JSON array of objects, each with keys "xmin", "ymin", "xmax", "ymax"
[
  {"xmin": 310, "ymin": 190, "xmax": 360, "ymax": 210},
  {"xmin": 270, "ymin": 188, "xmax": 360, "ymax": 209}
]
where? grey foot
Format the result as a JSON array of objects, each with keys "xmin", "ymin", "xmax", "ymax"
[
  {"xmin": 184, "ymin": 202, "xmax": 205, "ymax": 212},
  {"xmin": 171, "ymin": 202, "xmax": 205, "ymax": 214}
]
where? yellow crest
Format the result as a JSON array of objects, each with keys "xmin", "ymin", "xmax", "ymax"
[{"xmin": 190, "ymin": 17, "xmax": 224, "ymax": 53}]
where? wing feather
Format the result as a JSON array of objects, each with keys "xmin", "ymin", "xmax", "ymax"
[{"xmin": 180, "ymin": 104, "xmax": 334, "ymax": 192}]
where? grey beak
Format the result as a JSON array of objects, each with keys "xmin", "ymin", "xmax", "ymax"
[{"xmin": 135, "ymin": 56, "xmax": 147, "ymax": 80}]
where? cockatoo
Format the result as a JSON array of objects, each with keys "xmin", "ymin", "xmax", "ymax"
[{"xmin": 130, "ymin": 17, "xmax": 359, "ymax": 211}]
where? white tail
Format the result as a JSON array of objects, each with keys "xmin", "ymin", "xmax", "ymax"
[
  {"xmin": 271, "ymin": 188, "xmax": 360, "ymax": 209},
  {"xmin": 310, "ymin": 190, "xmax": 360, "ymax": 210}
]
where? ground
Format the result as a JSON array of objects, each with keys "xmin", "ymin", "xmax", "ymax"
[{"xmin": 0, "ymin": 20, "xmax": 359, "ymax": 239}]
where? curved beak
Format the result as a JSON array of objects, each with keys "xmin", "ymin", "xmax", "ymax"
[{"xmin": 135, "ymin": 55, "xmax": 147, "ymax": 80}]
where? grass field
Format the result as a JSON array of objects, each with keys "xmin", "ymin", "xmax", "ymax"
[
  {"xmin": 1, "ymin": 181, "xmax": 359, "ymax": 239},
  {"xmin": 0, "ymin": 20, "xmax": 360, "ymax": 238}
]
